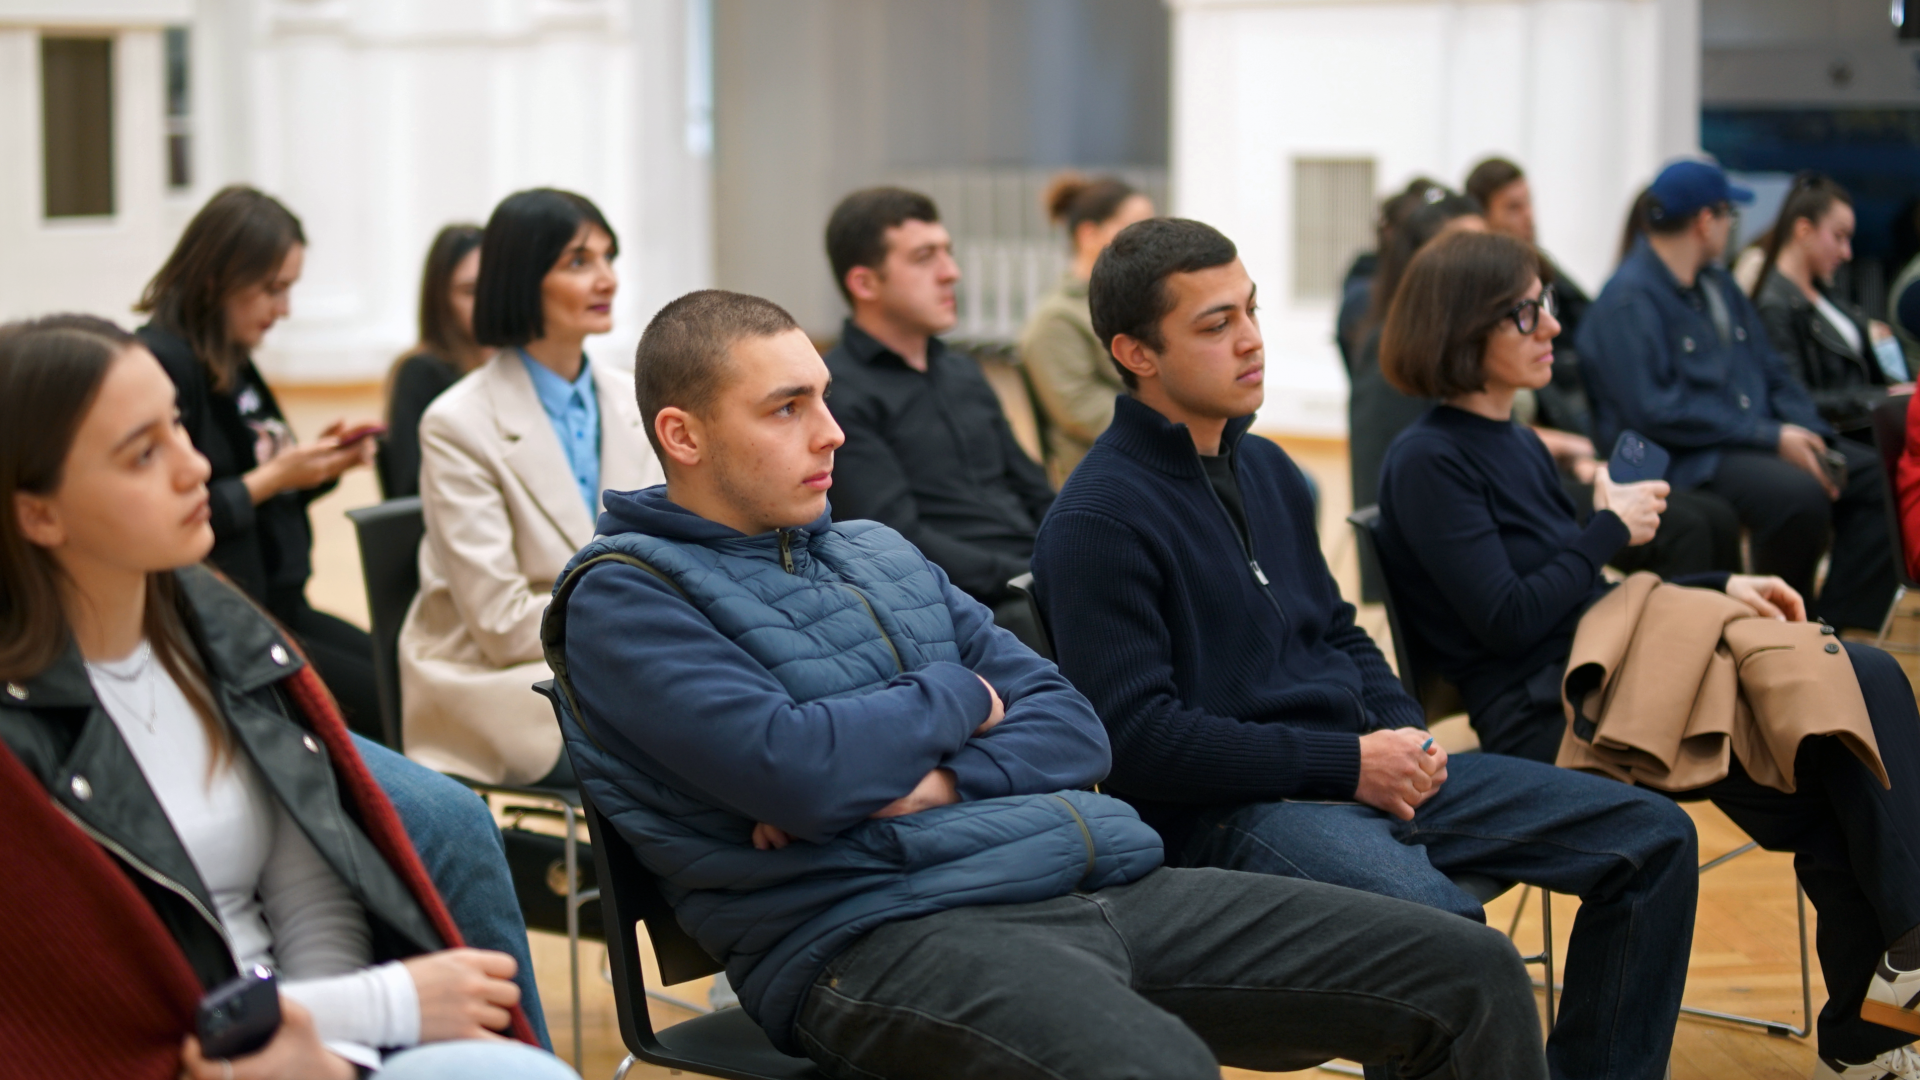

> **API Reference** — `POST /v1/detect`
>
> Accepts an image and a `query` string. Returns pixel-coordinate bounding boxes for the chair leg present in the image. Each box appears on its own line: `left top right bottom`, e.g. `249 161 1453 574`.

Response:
612 1053 637 1080
1506 885 1530 939
1540 889 1555 1030
1676 848 1810 1037
1876 584 1920 653
563 800 584 1073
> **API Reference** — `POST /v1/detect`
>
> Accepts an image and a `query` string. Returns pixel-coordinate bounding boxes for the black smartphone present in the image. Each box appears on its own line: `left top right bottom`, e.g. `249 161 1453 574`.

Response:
1607 430 1671 484
1822 448 1848 489
197 964 281 1060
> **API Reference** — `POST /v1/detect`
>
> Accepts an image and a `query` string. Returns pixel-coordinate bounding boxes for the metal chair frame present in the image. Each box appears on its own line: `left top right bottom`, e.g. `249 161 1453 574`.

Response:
1347 506 1812 1043
346 499 598 1069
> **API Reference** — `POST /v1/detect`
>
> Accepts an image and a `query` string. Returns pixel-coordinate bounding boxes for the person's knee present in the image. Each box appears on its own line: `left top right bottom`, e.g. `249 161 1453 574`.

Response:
1423 915 1536 1017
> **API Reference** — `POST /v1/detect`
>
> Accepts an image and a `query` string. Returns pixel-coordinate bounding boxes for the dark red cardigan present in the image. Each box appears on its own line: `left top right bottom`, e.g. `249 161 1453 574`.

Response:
0 664 537 1080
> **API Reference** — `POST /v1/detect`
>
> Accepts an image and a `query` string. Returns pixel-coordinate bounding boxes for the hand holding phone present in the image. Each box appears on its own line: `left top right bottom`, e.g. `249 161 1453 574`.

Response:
196 965 281 1060
1606 430 1670 484
335 423 387 447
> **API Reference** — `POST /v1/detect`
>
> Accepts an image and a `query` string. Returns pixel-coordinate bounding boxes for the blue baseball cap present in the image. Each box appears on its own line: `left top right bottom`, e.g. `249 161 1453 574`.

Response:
1646 160 1754 223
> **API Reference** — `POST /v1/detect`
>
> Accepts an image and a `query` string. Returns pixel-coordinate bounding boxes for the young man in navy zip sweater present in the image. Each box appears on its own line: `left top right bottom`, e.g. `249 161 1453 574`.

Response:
1032 219 1701 1080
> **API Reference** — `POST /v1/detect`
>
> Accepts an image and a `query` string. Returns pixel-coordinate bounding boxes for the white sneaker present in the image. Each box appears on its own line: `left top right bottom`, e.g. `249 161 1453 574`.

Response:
1866 957 1920 1037
708 971 739 1011
1812 1044 1920 1078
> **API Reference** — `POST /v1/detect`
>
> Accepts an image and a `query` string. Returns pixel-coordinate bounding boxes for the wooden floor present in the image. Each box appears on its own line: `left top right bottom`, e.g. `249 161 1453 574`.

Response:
282 383 1920 1080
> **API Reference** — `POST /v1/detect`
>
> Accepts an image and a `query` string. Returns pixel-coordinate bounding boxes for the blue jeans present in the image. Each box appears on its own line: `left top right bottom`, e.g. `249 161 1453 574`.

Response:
378 1039 579 1078
1181 751 1698 1080
354 734 551 1050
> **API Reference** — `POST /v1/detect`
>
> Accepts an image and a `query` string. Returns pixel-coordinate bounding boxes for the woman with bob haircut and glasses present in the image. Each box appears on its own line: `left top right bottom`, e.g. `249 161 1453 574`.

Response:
1370 229 1920 1080
0 314 574 1079
397 189 662 787
136 185 382 738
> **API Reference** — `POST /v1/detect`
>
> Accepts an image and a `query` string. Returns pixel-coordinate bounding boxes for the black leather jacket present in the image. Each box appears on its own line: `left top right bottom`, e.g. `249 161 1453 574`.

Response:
0 567 442 992
1754 271 1889 436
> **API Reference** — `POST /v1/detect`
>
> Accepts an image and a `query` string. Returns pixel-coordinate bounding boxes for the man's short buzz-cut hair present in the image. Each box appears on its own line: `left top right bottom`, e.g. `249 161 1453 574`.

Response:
634 289 802 457
1087 217 1237 389
825 187 940 305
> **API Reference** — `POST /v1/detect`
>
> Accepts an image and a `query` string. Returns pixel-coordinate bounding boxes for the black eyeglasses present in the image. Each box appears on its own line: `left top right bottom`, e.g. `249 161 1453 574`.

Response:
1505 285 1558 334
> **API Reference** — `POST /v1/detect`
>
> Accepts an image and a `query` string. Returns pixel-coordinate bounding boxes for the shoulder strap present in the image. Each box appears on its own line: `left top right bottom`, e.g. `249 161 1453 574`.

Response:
541 551 690 754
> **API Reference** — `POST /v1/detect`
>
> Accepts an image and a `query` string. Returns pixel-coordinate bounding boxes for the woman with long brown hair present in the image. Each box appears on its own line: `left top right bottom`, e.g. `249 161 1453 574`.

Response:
383 224 489 498
135 185 381 737
1750 173 1906 439
0 315 574 1079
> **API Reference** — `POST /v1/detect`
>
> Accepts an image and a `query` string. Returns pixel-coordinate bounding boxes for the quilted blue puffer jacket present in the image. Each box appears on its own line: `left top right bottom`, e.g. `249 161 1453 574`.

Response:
544 487 1163 1052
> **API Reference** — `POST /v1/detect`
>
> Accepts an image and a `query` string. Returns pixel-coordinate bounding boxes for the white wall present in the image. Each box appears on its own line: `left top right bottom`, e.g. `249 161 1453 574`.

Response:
0 0 712 384
1167 0 1700 436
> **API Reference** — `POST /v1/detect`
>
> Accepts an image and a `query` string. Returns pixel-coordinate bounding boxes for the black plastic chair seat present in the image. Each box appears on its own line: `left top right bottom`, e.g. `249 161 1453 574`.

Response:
1448 872 1516 906
648 1008 823 1080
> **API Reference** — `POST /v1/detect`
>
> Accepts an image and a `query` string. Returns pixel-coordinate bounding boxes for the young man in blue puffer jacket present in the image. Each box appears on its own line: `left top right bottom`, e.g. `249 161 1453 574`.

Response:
545 287 1548 1079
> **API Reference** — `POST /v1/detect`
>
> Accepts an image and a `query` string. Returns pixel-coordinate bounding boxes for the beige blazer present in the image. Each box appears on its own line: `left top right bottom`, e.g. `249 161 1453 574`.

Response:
399 353 664 784
1556 573 1886 793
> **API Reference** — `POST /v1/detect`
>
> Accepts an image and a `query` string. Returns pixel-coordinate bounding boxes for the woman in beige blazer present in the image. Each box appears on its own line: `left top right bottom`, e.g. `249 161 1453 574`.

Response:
400 190 663 785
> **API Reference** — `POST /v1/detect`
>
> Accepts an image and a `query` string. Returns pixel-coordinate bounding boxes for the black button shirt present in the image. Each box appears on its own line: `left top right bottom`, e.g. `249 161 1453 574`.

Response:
822 319 1055 603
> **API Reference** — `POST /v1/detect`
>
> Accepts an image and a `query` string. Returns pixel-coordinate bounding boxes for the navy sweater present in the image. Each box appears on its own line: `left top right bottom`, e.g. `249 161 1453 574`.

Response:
1033 395 1420 848
1375 406 1727 727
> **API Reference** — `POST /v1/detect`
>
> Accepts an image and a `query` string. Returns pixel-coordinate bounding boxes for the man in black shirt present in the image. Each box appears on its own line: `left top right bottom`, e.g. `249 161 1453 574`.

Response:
820 188 1055 637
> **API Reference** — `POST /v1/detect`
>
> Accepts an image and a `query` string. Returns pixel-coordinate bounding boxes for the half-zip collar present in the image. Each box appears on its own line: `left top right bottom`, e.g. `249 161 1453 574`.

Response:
1101 394 1256 479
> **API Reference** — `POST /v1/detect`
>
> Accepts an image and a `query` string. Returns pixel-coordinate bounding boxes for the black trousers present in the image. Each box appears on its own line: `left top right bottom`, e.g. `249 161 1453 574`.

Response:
271 593 382 742
795 866 1547 1080
1608 488 1743 579
1702 438 1897 630
1479 643 1920 1061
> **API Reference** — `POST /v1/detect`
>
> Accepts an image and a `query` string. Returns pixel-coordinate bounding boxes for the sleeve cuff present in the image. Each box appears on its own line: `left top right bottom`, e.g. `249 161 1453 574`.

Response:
918 661 994 744
942 743 1011 801
1574 510 1631 569
1292 731 1364 800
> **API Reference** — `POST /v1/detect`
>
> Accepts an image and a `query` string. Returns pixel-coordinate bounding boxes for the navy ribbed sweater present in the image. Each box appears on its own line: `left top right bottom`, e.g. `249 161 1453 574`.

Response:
1033 395 1420 848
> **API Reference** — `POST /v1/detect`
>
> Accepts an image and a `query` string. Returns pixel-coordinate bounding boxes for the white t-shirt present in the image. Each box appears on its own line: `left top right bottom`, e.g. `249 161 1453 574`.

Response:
86 641 420 1066
1812 291 1865 358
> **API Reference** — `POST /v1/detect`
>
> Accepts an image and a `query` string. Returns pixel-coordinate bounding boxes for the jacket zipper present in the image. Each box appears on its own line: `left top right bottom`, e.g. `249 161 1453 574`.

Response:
841 585 905 673
1049 795 1098 887
1198 449 1289 630
778 529 795 573
55 801 235 959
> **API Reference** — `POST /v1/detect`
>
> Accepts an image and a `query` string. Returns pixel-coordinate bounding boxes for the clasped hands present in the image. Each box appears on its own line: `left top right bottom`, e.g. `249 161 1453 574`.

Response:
751 675 1005 851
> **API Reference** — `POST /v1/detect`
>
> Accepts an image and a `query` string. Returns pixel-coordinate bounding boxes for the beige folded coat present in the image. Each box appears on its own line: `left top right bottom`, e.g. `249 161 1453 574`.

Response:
1555 572 1886 793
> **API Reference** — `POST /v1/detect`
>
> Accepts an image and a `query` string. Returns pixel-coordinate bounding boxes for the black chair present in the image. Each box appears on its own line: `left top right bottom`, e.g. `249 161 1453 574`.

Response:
1870 393 1920 653
1004 572 1054 660
546 692 820 1078
345 499 601 1067
1347 505 1811 1039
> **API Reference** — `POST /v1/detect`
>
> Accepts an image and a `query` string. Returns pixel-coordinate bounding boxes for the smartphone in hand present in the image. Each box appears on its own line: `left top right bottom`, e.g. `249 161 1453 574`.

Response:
1821 448 1848 490
197 964 281 1060
336 423 388 447
1607 430 1671 484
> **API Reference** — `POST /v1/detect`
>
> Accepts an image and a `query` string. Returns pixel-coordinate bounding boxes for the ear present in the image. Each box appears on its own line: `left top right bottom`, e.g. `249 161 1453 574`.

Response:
845 265 883 305
14 490 64 550
653 407 704 471
1108 333 1161 385
1792 215 1818 242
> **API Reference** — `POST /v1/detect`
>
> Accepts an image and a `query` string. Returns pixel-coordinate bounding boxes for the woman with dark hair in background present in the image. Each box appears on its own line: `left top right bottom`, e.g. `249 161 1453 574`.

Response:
1336 177 1441 377
135 184 382 738
1346 189 1485 582
1018 173 1155 484
0 315 572 1077
383 224 490 498
1751 173 1906 441
398 189 661 788
1373 232 1920 1080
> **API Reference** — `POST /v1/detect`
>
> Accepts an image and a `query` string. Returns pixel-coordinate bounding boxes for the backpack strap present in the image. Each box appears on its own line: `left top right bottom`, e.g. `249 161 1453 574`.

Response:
541 551 691 753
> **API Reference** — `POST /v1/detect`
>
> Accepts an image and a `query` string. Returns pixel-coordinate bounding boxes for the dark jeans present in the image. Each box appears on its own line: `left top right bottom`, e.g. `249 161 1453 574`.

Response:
794 866 1545 1080
1701 438 1897 630
355 734 552 1050
1479 642 1920 1062
1180 752 1697 1080
274 593 382 742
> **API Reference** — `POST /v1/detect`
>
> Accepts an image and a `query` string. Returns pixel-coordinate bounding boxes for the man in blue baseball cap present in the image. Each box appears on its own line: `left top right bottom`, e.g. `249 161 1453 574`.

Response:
1578 159 1896 637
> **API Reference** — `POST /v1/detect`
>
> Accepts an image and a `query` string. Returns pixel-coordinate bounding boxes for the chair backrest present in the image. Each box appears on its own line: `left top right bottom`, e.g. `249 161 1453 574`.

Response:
1004 572 1055 660
1347 506 1464 721
1870 393 1920 590
345 497 425 749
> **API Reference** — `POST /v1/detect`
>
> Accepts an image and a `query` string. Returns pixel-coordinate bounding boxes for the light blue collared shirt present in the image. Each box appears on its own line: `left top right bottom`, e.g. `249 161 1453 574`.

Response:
520 350 601 515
